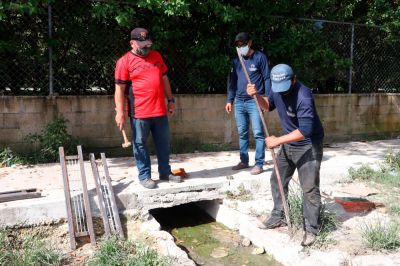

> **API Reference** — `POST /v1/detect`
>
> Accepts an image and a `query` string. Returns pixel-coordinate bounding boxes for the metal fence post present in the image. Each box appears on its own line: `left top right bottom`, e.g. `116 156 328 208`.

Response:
348 23 355 94
48 3 54 95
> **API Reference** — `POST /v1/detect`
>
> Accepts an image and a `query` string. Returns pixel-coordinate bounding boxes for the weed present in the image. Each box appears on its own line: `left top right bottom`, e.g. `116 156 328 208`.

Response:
27 115 77 163
0 229 63 265
384 149 400 170
288 184 337 248
361 220 400 250
89 236 169 266
0 147 25 167
348 164 376 181
225 184 253 201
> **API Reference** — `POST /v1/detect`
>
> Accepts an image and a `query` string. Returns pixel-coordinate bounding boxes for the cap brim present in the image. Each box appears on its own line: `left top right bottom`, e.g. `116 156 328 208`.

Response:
271 79 292 93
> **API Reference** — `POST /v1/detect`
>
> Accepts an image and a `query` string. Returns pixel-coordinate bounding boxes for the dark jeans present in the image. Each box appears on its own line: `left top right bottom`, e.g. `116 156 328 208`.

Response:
270 143 323 235
130 115 171 181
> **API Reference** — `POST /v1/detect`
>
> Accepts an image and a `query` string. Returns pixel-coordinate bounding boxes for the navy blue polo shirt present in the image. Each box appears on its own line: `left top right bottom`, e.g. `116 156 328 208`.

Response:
227 50 271 103
268 82 324 146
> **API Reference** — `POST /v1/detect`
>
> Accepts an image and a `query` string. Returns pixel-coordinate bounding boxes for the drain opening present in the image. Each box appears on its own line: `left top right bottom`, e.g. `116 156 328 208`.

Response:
150 201 280 266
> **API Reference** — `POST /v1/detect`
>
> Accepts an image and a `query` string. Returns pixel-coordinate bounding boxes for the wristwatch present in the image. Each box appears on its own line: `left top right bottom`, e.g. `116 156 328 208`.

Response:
168 98 175 103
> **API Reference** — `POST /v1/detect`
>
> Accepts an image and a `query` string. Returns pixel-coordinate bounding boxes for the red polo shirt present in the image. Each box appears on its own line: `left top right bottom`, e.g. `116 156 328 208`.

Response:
115 50 168 118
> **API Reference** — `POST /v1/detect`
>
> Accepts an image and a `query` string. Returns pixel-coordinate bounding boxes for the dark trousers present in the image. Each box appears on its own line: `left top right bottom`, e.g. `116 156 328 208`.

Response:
270 143 323 235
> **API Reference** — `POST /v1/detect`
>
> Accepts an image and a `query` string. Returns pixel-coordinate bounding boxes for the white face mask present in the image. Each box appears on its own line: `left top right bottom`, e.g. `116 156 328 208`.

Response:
238 45 249 56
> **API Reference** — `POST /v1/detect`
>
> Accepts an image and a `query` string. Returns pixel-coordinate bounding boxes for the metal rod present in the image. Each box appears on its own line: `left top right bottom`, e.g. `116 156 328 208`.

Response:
47 3 54 95
349 23 355 94
235 48 292 230
89 153 111 237
101 153 124 238
59 147 76 250
77 146 96 244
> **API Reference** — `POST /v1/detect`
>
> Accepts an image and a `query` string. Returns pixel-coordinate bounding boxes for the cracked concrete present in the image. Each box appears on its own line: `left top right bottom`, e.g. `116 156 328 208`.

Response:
0 139 400 265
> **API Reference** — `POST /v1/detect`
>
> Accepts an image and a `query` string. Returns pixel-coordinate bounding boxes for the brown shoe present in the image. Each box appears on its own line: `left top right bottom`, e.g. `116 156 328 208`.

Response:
301 231 317 246
231 162 249 170
250 165 263 175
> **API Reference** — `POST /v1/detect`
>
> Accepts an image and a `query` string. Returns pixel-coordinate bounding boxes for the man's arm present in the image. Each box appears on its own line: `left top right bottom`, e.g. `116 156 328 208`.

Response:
163 75 175 114
247 84 270 111
266 130 305 149
114 83 126 131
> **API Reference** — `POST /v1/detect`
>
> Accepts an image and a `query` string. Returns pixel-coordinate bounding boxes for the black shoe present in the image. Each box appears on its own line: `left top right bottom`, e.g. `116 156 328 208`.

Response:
301 232 316 246
257 216 287 229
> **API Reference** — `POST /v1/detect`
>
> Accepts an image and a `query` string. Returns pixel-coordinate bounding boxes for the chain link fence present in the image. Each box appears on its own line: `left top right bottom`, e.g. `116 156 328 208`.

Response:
1 2 399 95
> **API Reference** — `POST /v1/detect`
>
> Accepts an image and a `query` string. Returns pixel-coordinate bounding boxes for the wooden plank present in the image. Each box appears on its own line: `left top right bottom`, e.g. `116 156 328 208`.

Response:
59 146 77 251
0 188 38 195
77 145 96 245
0 191 41 203
89 153 111 237
101 153 124 238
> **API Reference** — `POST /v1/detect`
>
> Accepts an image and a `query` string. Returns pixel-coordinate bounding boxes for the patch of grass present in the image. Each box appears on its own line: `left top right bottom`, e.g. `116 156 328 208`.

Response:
0 229 63 265
225 184 253 201
348 162 400 187
288 185 338 248
361 220 400 250
89 236 169 266
0 147 26 167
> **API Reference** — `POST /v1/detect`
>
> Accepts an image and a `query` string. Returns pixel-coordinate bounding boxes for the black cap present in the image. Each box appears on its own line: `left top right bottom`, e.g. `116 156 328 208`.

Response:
130 27 150 41
234 32 251 44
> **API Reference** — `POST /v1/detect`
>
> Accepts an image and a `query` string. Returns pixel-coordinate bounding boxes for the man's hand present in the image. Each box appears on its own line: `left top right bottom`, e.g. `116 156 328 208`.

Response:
115 111 125 131
266 136 281 149
168 102 175 115
225 103 232 114
247 83 257 96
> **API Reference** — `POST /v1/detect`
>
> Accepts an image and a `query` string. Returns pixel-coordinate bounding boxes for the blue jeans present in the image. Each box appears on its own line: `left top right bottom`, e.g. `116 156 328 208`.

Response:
130 115 171 181
270 143 323 235
234 98 265 167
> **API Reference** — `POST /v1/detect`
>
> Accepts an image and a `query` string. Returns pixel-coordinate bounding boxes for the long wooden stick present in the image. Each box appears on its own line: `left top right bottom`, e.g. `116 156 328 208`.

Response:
236 48 292 229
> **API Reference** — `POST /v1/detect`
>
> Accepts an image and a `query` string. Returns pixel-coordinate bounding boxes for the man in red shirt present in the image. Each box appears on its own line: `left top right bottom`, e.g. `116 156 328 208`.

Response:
114 27 182 189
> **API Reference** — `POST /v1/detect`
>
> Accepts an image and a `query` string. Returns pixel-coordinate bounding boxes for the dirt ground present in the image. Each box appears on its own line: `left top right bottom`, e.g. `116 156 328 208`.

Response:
1 139 400 265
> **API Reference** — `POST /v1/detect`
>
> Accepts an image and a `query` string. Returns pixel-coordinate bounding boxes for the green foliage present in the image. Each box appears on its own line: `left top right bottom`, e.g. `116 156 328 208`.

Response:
89 236 169 266
362 220 400 250
27 116 77 163
0 229 63 266
288 184 337 247
348 151 400 187
348 164 376 181
0 147 25 167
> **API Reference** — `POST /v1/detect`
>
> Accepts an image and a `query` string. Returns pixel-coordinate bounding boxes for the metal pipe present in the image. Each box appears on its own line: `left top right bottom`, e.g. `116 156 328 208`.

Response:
48 3 54 95
349 23 355 94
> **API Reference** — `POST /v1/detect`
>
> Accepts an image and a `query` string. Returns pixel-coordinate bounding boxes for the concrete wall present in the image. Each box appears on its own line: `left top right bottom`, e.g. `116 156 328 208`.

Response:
1 94 399 153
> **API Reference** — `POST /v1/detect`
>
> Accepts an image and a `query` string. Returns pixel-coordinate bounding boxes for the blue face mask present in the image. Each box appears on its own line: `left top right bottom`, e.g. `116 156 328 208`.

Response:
238 45 249 56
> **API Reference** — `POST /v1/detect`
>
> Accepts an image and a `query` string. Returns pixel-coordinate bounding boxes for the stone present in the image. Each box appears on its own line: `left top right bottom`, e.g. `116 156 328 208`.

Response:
241 238 251 247
211 247 229 258
251 247 265 255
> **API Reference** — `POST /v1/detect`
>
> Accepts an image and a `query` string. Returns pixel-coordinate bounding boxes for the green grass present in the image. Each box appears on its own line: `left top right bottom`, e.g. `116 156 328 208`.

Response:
348 152 400 187
288 185 338 248
0 229 63 266
89 236 169 266
361 220 400 250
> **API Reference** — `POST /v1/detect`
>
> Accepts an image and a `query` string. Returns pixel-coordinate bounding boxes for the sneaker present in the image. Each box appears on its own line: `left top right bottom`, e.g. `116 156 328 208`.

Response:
301 231 317 246
231 162 249 170
139 178 157 189
160 174 183 183
250 165 263 175
257 216 287 229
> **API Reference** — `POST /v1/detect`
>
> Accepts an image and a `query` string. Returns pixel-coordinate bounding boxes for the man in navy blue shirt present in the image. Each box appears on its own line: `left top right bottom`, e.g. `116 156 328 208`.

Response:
247 64 324 246
226 32 271 175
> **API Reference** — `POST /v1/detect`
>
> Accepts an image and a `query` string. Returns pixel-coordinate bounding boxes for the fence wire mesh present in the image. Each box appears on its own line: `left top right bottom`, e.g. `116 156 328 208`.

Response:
0 2 399 95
